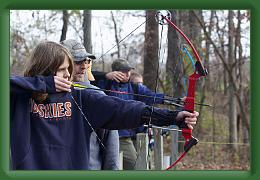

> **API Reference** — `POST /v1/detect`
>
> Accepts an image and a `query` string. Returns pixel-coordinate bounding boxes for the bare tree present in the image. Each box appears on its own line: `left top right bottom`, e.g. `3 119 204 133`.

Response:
143 10 159 90
192 10 250 135
166 10 183 97
110 11 120 58
228 10 238 150
60 10 69 42
189 10 210 137
235 10 249 143
83 10 92 52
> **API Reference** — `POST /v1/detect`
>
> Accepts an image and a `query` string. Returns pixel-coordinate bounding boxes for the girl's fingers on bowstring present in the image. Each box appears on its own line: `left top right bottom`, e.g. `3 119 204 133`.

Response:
54 76 71 92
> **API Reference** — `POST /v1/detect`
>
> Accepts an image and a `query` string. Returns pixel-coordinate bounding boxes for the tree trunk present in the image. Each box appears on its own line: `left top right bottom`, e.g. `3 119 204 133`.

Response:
110 11 120 58
83 10 92 52
60 10 69 42
191 10 212 137
228 10 238 151
143 10 158 90
166 10 183 97
235 10 249 143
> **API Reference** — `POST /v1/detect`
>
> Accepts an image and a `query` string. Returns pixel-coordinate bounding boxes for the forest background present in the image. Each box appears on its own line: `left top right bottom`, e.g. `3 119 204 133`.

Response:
10 10 250 170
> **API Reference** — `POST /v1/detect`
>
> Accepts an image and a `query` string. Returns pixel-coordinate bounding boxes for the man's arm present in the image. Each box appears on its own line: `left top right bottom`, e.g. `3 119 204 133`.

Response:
91 71 107 87
102 130 120 170
91 70 125 85
104 71 125 83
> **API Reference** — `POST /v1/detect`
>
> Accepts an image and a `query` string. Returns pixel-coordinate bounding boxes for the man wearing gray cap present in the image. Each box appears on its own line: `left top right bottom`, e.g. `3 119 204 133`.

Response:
61 39 120 170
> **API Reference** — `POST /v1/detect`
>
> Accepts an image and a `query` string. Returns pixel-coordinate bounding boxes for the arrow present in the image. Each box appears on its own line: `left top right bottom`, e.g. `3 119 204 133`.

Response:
72 83 212 108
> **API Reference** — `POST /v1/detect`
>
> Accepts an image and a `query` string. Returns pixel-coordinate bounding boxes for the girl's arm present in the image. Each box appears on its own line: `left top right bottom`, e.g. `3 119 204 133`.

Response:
10 75 56 94
10 75 71 94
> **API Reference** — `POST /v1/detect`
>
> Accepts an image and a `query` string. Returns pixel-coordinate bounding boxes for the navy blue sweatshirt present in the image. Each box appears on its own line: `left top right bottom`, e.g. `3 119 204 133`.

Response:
10 75 180 170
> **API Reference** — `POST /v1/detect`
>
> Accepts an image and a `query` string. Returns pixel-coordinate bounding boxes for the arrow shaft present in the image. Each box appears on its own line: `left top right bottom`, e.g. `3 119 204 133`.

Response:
143 124 182 132
72 84 211 108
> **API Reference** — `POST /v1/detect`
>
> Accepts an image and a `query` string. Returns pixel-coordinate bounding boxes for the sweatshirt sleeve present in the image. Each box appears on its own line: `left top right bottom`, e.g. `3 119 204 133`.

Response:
10 75 56 94
79 90 146 130
140 106 182 127
77 89 181 130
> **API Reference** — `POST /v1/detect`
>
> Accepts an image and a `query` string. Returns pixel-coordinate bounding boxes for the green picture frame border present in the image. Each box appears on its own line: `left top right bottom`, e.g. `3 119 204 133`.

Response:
0 0 258 179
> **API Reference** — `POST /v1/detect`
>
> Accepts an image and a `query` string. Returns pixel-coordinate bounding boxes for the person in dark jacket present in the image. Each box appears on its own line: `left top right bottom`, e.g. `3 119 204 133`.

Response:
61 39 120 170
10 41 198 170
91 59 175 170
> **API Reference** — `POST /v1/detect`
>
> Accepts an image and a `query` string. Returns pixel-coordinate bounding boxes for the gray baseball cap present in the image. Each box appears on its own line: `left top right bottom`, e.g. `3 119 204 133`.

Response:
60 39 96 61
111 58 134 71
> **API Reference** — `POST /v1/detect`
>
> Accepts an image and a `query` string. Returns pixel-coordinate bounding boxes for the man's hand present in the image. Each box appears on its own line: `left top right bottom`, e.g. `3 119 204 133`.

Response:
105 71 125 83
176 111 199 130
54 76 72 92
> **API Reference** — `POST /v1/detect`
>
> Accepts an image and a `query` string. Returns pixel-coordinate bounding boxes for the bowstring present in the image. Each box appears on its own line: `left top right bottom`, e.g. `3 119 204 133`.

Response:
132 20 167 170
151 12 187 170
148 22 166 125
70 93 122 170
145 23 168 169
70 94 106 150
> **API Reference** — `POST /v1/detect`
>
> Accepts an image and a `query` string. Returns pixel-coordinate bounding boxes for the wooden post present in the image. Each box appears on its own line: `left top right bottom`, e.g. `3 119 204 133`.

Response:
153 128 163 170
163 155 171 169
170 125 179 170
135 133 148 170
119 151 123 170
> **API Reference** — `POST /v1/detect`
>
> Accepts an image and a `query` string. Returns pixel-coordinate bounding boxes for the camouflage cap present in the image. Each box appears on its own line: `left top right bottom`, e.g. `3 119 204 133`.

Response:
111 58 134 71
60 39 96 61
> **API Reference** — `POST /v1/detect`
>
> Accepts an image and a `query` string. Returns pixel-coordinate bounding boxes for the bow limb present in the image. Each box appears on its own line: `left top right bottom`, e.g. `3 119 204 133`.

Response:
163 16 201 63
158 13 208 170
162 15 208 77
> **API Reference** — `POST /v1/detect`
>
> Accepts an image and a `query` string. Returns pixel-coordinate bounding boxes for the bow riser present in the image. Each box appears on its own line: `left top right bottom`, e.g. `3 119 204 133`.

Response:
184 72 201 112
